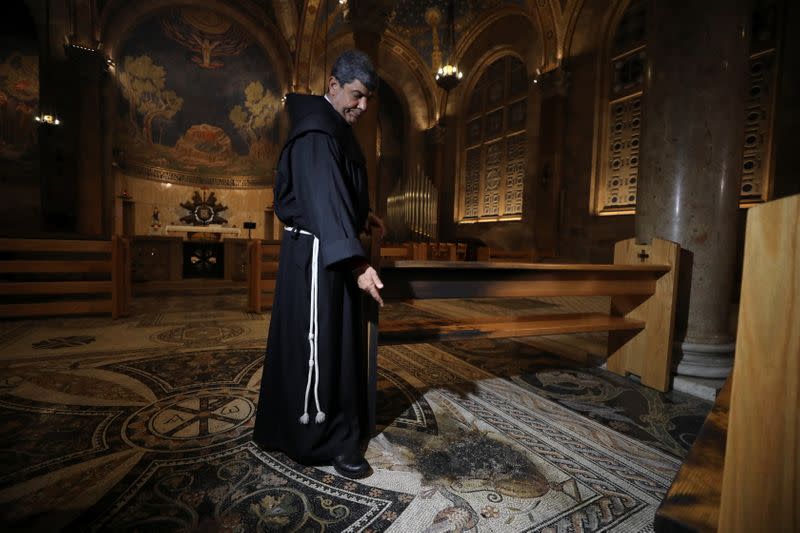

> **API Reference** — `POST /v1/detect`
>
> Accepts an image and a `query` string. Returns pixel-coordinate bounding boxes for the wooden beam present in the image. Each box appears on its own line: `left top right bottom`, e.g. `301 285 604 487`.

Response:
0 281 113 295
261 261 279 274
0 238 112 253
0 300 113 318
0 260 113 274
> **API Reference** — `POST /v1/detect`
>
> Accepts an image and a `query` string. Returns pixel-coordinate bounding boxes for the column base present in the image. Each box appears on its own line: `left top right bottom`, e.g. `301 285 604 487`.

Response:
673 340 735 378
672 375 726 401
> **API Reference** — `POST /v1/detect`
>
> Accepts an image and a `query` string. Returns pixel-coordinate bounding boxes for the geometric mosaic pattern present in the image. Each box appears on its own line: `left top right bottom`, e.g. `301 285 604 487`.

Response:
0 294 708 531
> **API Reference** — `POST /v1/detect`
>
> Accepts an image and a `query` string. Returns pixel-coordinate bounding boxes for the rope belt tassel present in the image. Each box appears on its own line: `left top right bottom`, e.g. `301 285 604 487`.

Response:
286 226 326 425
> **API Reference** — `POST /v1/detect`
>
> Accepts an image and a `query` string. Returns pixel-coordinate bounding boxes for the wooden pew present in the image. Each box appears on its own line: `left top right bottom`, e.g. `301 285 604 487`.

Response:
369 236 680 392
476 246 536 262
0 237 130 318
379 243 413 260
435 242 467 261
655 193 800 532
247 239 280 312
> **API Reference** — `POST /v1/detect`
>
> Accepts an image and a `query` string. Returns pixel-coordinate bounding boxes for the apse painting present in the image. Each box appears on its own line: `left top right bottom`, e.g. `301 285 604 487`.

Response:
390 0 527 69
0 38 38 162
115 8 282 188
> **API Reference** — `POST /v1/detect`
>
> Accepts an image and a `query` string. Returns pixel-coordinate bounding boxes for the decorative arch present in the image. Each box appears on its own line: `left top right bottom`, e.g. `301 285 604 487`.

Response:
524 0 561 70
443 10 540 121
307 30 438 133
100 0 293 91
101 1 293 190
585 0 644 216
454 5 541 76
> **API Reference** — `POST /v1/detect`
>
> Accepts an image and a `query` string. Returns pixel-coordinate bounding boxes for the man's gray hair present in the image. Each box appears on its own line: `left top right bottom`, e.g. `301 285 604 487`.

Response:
331 49 377 92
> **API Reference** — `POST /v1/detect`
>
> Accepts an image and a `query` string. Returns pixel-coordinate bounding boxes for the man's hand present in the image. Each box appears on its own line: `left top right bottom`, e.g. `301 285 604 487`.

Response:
355 264 384 307
364 212 386 240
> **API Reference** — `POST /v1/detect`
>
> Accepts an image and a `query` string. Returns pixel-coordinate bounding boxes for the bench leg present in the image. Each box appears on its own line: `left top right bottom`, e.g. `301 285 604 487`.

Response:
607 237 680 392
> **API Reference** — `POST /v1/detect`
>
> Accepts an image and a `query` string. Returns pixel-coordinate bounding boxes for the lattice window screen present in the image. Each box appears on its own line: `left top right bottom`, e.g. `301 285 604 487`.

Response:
593 0 779 215
460 56 528 223
740 0 781 205
593 0 646 215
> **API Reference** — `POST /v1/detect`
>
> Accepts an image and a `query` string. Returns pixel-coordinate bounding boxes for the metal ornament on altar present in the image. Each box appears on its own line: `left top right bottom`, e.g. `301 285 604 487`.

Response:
179 190 229 226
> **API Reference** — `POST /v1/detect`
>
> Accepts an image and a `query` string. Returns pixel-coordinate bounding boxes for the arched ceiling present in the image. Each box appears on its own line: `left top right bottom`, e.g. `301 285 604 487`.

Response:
95 0 610 126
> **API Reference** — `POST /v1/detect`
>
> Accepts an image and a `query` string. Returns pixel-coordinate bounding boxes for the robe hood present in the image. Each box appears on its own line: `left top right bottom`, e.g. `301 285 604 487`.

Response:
285 94 345 140
283 93 365 165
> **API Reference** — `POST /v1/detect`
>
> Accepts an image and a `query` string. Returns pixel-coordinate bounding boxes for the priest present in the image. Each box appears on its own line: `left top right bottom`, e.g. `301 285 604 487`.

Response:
252 49 386 479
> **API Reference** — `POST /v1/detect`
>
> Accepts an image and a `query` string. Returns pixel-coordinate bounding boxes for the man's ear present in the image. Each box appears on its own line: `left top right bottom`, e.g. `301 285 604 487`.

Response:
328 76 338 95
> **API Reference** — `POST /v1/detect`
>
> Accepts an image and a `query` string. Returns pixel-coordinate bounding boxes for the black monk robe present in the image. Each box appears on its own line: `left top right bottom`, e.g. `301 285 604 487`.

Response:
253 94 371 464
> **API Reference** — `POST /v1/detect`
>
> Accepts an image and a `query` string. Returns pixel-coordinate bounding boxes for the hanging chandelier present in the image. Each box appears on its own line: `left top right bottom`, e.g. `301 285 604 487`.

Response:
435 0 463 91
435 64 463 91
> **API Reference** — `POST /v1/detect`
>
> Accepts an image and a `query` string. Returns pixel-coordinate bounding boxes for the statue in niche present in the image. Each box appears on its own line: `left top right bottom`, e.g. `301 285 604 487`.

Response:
151 206 161 228
179 189 229 225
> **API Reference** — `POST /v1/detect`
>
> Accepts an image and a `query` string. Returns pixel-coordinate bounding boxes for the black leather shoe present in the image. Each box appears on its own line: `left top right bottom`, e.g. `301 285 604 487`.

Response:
332 450 371 479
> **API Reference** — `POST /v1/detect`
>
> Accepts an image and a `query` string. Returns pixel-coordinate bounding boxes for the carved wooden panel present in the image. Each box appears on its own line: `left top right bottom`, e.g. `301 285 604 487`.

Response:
604 95 641 211
464 147 481 219
460 55 528 222
482 141 503 216
504 133 526 215
740 51 776 204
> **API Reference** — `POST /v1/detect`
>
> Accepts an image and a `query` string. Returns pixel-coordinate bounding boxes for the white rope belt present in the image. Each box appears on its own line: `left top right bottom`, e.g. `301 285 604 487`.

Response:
285 226 325 424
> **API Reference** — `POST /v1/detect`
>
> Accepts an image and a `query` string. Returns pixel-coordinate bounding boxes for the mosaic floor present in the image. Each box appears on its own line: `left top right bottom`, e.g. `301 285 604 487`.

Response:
0 290 711 531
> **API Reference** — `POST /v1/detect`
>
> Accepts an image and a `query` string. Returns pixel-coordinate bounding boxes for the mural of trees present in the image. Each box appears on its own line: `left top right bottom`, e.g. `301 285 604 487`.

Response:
229 81 281 159
118 55 183 145
162 8 250 69
0 52 38 157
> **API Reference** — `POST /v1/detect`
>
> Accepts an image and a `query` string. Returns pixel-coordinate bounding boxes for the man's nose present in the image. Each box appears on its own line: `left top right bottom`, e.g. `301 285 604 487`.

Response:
358 97 367 111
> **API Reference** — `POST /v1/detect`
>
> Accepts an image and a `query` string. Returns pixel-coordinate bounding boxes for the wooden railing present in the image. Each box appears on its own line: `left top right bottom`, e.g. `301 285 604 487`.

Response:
0 237 130 318
656 193 799 532
247 239 280 312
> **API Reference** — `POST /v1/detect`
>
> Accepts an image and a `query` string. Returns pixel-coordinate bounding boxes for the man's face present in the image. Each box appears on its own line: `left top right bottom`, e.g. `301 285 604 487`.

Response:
328 77 371 125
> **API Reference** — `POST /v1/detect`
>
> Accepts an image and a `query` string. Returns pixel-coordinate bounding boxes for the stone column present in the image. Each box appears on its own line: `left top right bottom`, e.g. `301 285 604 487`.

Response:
534 68 568 258
636 0 751 378
351 28 382 217
67 44 107 237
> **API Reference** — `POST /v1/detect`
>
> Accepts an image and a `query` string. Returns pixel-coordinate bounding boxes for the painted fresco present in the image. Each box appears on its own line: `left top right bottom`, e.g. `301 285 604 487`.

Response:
0 37 38 162
317 0 527 69
387 0 527 68
115 8 283 188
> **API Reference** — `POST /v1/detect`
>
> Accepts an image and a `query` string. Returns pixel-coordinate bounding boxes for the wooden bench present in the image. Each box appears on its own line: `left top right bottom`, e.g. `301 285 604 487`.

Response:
247 239 280 312
655 193 799 532
0 237 130 318
429 242 466 261
380 243 429 261
476 246 537 262
365 237 680 397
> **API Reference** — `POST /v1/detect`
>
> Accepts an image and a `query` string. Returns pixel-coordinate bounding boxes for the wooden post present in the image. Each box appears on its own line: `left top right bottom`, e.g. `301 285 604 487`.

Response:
112 236 120 319
607 237 680 391
718 194 800 532
411 242 429 260
366 232 382 436
248 239 262 312
111 236 130 318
